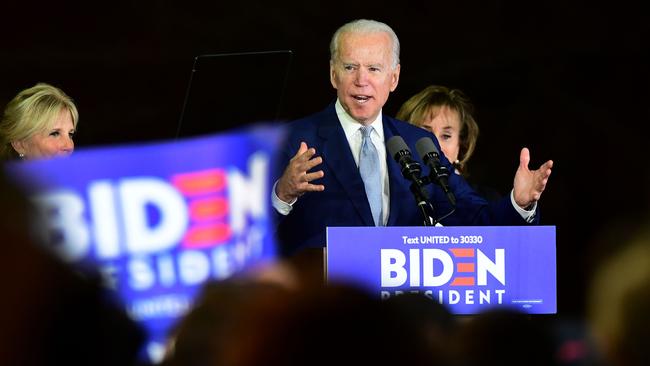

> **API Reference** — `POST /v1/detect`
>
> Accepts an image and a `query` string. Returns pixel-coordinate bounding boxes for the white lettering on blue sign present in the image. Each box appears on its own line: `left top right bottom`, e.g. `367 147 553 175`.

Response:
380 248 505 287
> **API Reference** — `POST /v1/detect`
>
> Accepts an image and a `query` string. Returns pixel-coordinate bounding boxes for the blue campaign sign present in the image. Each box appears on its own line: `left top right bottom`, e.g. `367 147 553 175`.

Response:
327 226 556 314
4 124 284 362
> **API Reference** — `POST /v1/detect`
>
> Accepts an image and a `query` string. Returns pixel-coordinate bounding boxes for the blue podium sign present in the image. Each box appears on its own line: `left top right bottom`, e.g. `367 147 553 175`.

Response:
327 226 556 314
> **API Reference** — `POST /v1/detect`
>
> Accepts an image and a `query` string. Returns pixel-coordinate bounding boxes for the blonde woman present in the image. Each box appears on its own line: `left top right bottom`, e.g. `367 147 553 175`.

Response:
0 83 78 160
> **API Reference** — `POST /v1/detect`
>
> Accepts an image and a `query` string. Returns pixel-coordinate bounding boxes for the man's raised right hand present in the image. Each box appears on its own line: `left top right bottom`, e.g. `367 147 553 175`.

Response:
276 142 325 203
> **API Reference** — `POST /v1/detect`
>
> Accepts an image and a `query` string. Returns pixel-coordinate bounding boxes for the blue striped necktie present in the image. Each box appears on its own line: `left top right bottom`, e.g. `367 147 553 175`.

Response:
359 126 382 226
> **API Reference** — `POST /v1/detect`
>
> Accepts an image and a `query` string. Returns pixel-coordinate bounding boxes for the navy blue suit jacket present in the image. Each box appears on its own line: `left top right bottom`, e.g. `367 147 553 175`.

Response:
275 104 535 256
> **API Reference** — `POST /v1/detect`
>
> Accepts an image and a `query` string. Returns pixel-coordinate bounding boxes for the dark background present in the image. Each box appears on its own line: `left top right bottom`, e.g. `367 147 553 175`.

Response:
2 0 649 317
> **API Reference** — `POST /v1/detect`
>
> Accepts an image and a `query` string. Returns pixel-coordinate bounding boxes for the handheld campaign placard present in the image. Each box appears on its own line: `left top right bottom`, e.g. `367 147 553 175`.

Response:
4 124 284 362
327 226 556 314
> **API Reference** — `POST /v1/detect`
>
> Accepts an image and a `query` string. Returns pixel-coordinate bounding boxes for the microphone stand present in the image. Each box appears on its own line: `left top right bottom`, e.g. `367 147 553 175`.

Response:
410 176 438 226
386 135 448 226
425 172 456 223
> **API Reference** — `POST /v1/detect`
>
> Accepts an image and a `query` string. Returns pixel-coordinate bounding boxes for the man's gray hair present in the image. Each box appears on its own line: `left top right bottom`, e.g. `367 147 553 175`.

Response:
329 19 400 69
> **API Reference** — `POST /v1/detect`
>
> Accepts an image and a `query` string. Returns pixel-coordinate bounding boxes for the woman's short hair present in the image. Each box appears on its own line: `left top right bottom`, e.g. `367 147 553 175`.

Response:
0 83 78 160
396 85 479 175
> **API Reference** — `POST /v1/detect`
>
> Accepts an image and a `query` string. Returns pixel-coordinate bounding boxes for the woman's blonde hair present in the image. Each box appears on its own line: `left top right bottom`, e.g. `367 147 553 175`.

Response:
0 83 78 160
397 85 479 175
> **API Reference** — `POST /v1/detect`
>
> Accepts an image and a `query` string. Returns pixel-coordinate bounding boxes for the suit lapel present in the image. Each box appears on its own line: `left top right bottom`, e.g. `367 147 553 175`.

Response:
317 106 375 226
384 116 407 226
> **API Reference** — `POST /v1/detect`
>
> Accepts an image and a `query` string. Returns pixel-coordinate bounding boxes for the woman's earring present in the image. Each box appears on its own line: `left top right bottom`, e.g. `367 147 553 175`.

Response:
19 153 24 159
452 160 462 173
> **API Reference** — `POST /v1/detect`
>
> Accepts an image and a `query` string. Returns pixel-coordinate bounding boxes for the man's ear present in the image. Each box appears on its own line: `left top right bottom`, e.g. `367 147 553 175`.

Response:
390 64 401 92
330 60 338 90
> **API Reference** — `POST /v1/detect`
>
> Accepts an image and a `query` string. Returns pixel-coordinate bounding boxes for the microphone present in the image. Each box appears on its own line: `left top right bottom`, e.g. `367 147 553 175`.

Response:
387 136 435 225
415 137 456 206
387 136 423 186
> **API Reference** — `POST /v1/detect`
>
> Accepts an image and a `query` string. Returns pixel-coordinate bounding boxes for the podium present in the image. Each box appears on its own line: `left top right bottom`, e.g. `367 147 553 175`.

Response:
326 226 556 314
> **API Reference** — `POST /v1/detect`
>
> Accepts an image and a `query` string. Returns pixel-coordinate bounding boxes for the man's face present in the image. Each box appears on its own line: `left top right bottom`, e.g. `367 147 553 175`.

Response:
330 31 400 125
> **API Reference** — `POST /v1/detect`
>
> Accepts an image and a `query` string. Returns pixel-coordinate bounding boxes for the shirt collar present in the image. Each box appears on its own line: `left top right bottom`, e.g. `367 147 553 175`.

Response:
335 99 384 140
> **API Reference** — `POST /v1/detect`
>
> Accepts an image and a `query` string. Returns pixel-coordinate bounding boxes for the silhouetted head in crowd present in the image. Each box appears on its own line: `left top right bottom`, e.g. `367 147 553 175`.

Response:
397 85 479 175
382 292 456 363
170 282 442 366
0 167 144 366
588 225 650 366
0 83 77 160
162 279 289 366
453 308 558 366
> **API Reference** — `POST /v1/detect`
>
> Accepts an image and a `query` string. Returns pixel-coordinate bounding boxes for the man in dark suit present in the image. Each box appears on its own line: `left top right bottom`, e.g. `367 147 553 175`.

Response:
272 19 553 256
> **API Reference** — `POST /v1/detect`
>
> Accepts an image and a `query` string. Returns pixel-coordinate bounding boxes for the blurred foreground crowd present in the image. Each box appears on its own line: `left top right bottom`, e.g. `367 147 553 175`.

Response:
1 167 648 366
